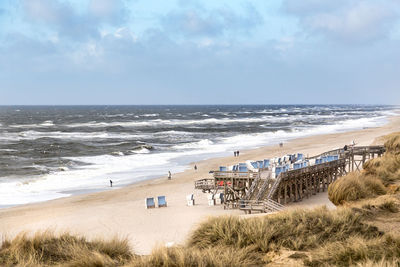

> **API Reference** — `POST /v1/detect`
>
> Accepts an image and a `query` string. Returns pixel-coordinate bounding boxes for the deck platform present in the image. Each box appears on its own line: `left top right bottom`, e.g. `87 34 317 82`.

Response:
195 145 385 213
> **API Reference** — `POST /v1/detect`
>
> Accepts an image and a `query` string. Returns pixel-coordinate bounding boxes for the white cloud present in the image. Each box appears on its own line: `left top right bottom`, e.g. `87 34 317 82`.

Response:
283 0 400 43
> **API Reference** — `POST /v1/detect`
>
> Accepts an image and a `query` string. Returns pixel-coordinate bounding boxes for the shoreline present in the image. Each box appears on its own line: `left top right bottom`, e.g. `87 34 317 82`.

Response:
1 109 396 208
1 115 400 254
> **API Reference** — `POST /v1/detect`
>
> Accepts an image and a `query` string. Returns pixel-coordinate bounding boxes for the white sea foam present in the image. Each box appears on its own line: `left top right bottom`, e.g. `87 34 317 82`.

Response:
0 131 147 142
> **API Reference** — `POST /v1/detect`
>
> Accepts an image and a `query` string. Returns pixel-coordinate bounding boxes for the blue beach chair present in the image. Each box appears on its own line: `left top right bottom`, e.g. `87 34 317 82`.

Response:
239 166 248 172
275 166 283 176
219 166 227 171
257 161 264 168
145 197 155 209
263 159 270 168
294 163 301 169
157 196 167 207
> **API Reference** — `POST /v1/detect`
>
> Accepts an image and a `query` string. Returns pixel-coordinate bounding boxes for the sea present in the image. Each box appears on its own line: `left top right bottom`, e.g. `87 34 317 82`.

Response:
0 105 397 207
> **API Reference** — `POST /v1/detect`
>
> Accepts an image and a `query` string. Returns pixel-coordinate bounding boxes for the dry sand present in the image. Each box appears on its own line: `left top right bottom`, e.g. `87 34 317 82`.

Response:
1 116 399 254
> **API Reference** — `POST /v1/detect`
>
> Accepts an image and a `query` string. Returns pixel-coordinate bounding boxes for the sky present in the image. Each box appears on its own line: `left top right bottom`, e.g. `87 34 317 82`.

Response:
0 0 399 105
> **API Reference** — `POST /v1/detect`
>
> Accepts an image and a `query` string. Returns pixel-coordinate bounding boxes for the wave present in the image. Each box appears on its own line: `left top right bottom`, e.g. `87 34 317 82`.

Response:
0 131 148 142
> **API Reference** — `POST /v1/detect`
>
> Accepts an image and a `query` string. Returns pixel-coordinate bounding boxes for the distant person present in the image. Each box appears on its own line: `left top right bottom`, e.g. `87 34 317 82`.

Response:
109 179 113 187
344 145 348 151
234 151 237 157
237 150 240 156
351 140 356 146
194 165 197 171
279 142 283 148
168 171 171 180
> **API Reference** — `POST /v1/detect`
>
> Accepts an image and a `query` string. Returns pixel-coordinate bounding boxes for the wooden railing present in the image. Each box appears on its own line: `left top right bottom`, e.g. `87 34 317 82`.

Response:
213 171 259 179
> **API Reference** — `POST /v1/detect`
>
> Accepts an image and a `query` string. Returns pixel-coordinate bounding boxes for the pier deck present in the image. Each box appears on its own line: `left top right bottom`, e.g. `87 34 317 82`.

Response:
195 145 385 213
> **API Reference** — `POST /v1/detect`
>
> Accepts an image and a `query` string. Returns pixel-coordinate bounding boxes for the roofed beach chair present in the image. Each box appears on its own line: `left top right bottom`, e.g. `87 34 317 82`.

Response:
275 166 283 176
251 162 258 169
257 160 264 168
294 163 302 169
297 153 304 161
145 197 155 209
333 155 339 160
219 166 227 171
186 194 194 206
238 166 248 172
157 196 167 207
263 159 270 168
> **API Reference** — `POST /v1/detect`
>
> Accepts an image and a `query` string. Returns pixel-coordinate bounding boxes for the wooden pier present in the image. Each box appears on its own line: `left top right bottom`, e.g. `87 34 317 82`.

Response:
195 146 385 213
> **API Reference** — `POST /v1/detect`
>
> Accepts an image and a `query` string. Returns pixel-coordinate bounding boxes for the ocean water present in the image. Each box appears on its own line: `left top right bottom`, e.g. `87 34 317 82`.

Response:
0 105 397 207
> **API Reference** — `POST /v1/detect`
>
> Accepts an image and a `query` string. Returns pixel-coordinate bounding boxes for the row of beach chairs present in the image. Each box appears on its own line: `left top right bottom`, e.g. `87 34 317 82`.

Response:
217 153 340 177
145 196 167 209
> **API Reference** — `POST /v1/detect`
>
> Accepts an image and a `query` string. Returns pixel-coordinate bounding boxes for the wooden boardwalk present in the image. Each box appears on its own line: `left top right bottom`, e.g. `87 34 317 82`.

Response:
195 145 385 213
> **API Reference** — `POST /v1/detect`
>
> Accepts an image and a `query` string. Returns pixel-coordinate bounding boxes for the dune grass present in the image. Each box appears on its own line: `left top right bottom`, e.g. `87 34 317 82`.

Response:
1 203 399 266
328 173 387 205
0 231 133 266
305 235 400 267
128 246 264 267
328 132 400 205
187 207 381 253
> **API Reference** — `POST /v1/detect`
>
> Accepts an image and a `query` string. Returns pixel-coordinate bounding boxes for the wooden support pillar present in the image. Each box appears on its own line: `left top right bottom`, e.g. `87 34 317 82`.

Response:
284 183 288 204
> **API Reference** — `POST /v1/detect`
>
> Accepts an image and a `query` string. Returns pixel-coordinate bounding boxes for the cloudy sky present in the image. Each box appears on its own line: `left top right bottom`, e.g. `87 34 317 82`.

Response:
0 0 399 105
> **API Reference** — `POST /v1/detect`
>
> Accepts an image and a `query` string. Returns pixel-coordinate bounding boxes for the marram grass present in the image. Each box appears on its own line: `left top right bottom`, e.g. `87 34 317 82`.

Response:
328 132 400 205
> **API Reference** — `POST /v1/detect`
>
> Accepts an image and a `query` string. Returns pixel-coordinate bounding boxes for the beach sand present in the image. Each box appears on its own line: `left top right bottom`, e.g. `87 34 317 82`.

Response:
1 116 399 254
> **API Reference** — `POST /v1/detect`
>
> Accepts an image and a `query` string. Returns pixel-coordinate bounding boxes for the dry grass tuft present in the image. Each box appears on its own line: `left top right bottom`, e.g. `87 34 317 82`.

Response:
328 173 386 205
128 246 265 267
363 154 400 185
187 207 381 253
356 258 400 267
0 231 132 266
305 235 400 267
383 132 400 154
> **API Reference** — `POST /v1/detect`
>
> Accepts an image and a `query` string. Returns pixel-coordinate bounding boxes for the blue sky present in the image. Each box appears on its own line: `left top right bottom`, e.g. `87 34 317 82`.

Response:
0 0 399 105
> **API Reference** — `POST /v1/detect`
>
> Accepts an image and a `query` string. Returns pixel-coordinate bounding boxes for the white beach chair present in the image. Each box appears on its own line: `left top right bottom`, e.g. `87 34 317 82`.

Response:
186 194 194 206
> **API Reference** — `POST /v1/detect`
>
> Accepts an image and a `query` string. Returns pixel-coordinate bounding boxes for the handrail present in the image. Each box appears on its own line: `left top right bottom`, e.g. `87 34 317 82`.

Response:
245 174 261 200
307 145 385 160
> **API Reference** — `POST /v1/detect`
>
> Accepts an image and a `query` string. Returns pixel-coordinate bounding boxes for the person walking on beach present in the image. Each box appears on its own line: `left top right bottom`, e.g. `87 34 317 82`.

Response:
109 179 113 187
194 165 197 171
237 150 240 157
234 151 237 157
168 171 171 180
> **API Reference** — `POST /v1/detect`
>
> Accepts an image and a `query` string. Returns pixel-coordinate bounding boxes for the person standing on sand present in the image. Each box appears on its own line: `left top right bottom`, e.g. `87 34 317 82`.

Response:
194 165 197 171
237 150 240 157
234 151 237 157
168 171 171 180
109 179 113 187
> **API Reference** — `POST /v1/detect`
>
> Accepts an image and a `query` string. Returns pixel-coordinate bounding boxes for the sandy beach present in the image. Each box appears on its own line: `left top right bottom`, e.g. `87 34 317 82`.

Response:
1 115 399 255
